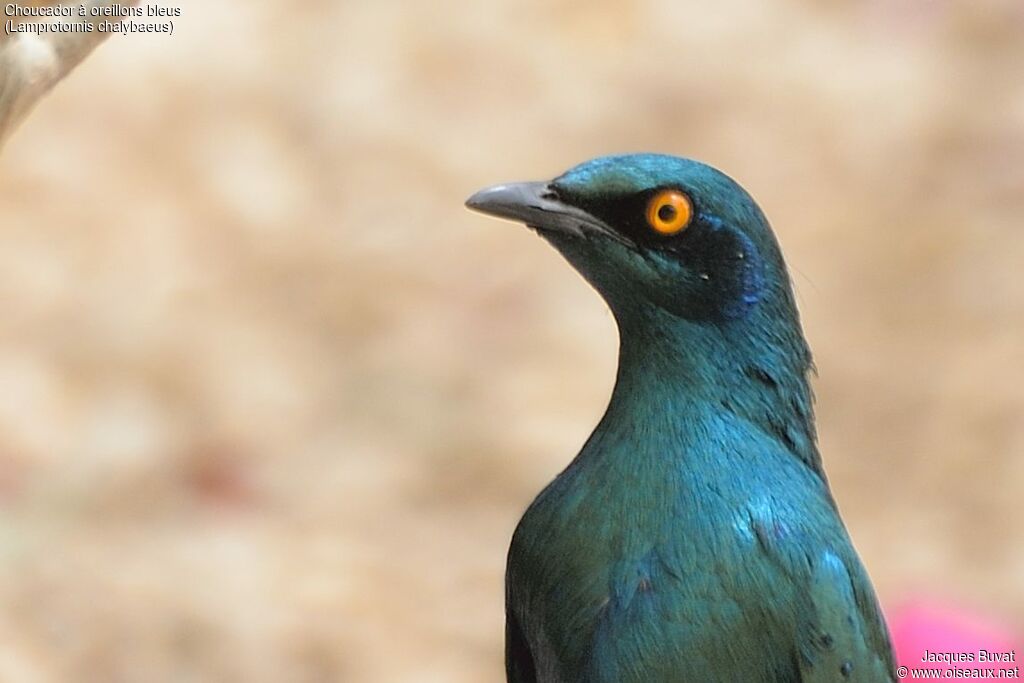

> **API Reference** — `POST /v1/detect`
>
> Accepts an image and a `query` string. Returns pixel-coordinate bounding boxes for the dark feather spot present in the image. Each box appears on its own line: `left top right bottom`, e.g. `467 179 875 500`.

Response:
840 660 854 677
745 366 778 390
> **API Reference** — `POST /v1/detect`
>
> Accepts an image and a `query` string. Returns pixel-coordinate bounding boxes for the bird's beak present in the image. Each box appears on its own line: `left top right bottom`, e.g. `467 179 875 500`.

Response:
465 182 634 247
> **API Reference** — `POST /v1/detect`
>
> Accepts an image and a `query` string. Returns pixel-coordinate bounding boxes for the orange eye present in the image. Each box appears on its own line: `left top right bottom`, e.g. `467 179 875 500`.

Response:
646 190 692 235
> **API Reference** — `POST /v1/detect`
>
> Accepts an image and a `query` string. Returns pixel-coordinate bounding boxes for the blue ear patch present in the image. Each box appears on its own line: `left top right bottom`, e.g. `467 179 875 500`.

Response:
692 215 766 321
722 229 766 320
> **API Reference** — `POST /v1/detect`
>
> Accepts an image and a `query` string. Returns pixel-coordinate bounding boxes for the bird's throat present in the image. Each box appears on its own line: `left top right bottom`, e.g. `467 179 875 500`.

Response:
600 305 822 475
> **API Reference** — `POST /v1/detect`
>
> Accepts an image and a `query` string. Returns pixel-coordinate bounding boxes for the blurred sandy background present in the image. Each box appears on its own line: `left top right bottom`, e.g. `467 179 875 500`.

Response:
0 0 1022 681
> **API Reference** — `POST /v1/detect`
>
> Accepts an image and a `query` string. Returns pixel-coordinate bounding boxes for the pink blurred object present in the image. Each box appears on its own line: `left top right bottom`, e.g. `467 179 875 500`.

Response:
889 599 1021 674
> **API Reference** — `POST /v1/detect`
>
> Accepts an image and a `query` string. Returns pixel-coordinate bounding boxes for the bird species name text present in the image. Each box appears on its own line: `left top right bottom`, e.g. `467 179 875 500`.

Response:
3 3 180 36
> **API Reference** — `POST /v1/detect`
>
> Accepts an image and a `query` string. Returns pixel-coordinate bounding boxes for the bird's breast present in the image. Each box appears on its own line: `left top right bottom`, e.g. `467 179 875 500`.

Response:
506 409 841 681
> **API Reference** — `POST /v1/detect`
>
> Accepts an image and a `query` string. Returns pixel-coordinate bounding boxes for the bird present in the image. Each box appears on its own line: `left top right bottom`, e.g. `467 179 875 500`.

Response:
465 154 896 683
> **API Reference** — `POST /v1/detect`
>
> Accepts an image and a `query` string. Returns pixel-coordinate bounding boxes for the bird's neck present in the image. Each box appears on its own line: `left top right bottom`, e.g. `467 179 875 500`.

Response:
599 305 823 476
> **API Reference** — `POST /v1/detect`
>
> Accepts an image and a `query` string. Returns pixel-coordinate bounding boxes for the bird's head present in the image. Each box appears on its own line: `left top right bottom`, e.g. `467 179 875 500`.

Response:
467 154 821 471
466 154 794 328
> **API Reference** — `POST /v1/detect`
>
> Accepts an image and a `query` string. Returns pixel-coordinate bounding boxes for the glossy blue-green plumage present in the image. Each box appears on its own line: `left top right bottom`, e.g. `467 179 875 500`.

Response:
473 155 895 682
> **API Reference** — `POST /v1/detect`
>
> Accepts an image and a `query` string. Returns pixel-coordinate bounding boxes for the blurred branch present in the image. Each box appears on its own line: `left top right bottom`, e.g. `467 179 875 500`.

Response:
0 0 137 150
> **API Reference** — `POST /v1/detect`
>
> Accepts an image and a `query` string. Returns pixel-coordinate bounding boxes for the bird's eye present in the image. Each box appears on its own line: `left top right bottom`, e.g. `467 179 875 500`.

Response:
646 189 692 235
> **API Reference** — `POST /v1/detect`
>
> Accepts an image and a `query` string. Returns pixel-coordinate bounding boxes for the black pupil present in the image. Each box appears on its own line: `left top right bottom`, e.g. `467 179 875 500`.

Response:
657 203 677 223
